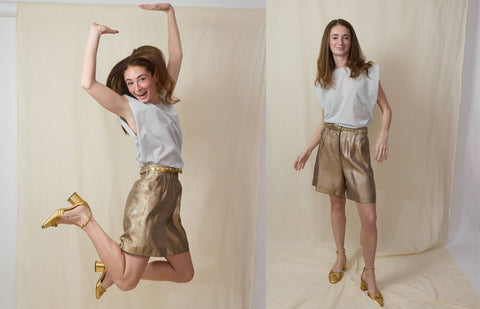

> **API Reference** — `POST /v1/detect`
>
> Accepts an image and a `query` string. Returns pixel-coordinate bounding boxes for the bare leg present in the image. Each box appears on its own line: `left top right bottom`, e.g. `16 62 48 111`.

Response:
59 206 149 291
330 195 347 272
99 251 193 290
142 252 194 283
83 219 149 291
356 202 379 294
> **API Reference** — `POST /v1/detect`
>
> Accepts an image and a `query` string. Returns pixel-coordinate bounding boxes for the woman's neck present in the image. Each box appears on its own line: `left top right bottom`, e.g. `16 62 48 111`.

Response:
333 55 348 68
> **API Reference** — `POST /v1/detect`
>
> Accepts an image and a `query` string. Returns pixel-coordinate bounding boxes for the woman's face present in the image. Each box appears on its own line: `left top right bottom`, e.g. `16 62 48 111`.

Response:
329 25 351 57
124 65 158 104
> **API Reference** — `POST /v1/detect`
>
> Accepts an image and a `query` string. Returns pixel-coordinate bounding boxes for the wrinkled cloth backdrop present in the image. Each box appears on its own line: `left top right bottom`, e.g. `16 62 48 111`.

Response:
17 3 264 309
267 0 479 308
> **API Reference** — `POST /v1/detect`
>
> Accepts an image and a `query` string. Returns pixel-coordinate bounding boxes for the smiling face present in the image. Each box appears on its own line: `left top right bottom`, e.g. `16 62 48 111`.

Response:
329 25 351 58
124 65 159 104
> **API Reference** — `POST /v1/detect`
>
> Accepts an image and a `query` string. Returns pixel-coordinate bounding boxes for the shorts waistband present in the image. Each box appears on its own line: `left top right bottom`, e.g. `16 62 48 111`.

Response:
140 164 182 175
324 123 368 133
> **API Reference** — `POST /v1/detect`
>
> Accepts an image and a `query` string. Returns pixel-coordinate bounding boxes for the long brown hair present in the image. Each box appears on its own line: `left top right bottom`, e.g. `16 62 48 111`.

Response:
107 45 179 105
315 19 372 89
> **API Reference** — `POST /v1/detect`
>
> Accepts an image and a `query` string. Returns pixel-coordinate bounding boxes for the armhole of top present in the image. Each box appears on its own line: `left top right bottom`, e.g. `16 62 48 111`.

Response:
370 64 380 103
119 95 137 137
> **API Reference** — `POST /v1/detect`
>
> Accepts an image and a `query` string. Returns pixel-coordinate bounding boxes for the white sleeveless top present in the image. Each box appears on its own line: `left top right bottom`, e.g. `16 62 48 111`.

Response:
119 95 183 168
315 63 379 128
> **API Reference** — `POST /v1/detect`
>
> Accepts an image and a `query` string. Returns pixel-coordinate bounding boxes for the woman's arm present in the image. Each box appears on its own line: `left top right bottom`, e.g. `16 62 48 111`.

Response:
81 23 130 118
374 81 392 162
139 3 183 87
294 109 325 171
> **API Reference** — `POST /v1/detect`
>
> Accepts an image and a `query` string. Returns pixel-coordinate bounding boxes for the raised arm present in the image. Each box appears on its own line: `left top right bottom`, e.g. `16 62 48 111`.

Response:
81 23 130 118
374 81 392 162
294 109 325 171
139 3 183 86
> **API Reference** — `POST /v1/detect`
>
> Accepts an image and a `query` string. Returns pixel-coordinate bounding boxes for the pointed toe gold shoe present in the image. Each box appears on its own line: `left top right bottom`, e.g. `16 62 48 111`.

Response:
360 267 384 307
328 250 346 284
95 261 107 299
41 192 92 229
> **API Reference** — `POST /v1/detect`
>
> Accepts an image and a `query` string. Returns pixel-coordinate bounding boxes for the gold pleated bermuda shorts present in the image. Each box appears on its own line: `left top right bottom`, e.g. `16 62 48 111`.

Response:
119 165 189 257
312 123 376 203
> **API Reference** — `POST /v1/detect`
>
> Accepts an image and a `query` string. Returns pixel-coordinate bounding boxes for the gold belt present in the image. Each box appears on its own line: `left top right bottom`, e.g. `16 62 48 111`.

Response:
140 165 182 175
324 123 368 133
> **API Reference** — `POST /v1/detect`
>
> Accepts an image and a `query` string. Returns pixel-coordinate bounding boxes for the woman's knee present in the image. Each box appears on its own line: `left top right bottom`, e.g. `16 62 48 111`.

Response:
362 213 377 229
178 266 194 283
357 203 377 228
115 277 141 291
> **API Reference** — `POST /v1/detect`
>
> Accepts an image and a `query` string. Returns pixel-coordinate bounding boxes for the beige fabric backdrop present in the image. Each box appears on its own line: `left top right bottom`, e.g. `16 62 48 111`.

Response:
17 3 264 309
267 0 479 308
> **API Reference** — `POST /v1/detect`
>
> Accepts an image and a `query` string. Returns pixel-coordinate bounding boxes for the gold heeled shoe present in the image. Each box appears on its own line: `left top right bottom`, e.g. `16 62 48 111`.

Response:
328 250 346 284
95 261 107 299
360 267 384 307
41 192 92 229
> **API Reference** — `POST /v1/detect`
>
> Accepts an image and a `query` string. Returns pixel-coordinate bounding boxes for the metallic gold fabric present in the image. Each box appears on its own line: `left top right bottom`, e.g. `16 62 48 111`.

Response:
119 169 189 257
324 122 368 133
140 164 182 175
312 125 376 203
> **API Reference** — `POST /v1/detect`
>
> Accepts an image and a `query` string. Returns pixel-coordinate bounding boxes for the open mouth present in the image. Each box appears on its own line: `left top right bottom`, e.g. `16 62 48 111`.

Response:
135 91 148 101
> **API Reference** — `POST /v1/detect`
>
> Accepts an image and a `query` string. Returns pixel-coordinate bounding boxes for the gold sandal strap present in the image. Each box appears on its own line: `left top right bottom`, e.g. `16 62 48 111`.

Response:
363 266 375 272
336 249 346 254
81 212 92 229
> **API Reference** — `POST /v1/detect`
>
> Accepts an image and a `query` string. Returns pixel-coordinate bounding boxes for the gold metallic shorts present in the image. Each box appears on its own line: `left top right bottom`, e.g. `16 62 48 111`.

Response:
312 123 376 203
119 165 189 257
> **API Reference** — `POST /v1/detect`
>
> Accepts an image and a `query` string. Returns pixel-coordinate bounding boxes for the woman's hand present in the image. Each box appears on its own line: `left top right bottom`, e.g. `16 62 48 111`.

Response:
374 134 388 162
294 149 312 171
139 3 174 13
90 23 119 35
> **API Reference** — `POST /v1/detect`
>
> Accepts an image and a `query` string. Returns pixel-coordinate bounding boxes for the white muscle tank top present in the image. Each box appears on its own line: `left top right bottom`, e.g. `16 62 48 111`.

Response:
315 63 379 128
119 95 183 168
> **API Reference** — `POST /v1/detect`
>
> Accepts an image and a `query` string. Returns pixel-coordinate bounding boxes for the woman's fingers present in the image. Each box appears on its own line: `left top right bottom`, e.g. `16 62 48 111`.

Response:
92 23 119 34
139 3 172 12
294 152 310 170
103 27 119 34
375 146 388 162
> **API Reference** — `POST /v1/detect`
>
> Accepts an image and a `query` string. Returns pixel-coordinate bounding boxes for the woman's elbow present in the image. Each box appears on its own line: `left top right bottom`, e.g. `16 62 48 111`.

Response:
80 79 93 90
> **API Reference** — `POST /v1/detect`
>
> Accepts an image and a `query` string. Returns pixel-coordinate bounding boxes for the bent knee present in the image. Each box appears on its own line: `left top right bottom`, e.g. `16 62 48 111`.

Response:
178 267 194 283
116 278 140 291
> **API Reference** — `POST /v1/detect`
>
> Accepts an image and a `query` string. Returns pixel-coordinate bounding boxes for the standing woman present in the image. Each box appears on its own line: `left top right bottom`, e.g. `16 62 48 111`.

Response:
294 19 392 307
42 3 194 299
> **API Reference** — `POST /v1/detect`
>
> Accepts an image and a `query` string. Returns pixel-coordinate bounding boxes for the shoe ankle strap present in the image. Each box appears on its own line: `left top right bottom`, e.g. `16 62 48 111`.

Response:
336 249 346 254
81 212 92 229
363 266 375 272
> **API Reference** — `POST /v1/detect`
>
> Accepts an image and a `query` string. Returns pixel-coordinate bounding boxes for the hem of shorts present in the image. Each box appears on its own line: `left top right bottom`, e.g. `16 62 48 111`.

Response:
120 244 190 258
313 186 345 198
313 186 376 204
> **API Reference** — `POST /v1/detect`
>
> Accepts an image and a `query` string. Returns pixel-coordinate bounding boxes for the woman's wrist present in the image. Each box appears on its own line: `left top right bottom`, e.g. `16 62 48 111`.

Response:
89 25 102 37
378 130 389 139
